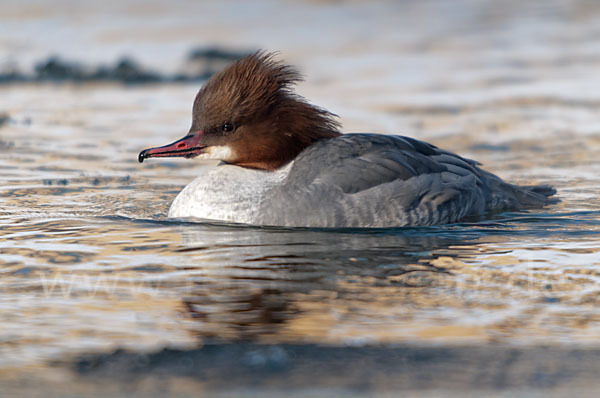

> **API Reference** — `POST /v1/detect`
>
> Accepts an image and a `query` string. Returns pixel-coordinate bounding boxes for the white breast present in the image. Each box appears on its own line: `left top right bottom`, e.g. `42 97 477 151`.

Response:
168 161 293 224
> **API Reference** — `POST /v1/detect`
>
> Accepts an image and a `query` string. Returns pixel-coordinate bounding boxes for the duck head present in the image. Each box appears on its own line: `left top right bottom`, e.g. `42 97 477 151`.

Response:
138 51 341 170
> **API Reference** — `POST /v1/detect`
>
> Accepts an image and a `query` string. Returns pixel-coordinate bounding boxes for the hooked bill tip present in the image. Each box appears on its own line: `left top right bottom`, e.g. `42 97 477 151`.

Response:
138 150 147 163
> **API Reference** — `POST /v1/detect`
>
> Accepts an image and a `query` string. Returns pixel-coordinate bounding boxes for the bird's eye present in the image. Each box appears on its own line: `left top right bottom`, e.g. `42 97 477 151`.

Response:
221 122 235 133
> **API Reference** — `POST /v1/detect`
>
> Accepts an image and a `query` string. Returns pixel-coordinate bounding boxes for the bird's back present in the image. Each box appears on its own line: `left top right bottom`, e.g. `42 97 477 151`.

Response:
257 134 556 227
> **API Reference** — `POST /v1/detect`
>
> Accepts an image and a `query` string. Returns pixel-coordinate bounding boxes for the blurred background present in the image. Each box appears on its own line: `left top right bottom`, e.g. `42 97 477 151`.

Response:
2 0 600 396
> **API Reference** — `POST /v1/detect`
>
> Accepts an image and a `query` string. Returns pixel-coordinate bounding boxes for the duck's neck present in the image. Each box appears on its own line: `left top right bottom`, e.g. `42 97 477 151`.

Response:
234 98 342 171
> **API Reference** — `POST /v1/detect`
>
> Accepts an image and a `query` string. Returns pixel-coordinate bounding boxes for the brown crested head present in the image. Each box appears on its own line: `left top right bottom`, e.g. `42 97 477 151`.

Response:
139 51 341 170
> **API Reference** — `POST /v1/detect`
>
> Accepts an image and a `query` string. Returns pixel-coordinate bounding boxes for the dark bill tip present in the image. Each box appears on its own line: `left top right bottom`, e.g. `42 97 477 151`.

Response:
138 149 148 163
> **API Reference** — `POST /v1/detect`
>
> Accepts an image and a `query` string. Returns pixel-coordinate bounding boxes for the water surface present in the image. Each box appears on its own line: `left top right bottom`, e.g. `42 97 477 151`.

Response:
2 0 600 386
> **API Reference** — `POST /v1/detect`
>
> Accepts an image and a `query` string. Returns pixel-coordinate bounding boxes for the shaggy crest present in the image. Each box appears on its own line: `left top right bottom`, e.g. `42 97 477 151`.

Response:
189 51 342 169
194 52 298 120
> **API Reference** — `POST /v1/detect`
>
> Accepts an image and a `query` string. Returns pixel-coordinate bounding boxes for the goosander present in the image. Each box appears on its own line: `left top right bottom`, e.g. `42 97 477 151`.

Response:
139 51 557 228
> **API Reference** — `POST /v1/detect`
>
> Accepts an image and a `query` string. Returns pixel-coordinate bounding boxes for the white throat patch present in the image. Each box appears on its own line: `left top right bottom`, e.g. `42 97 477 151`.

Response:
196 145 234 162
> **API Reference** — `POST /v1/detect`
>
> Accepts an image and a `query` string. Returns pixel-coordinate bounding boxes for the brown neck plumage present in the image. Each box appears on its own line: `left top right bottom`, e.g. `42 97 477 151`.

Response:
231 96 341 170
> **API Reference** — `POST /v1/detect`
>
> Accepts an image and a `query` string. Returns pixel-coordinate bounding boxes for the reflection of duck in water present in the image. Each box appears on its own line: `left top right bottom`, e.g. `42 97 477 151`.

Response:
139 51 557 227
183 287 292 341
176 226 462 341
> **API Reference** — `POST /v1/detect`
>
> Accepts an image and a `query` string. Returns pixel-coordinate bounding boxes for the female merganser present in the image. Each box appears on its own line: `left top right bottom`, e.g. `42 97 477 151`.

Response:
139 52 556 228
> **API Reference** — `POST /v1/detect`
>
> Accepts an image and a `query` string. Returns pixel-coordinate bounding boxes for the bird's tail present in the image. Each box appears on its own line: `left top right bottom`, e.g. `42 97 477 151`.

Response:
512 184 559 208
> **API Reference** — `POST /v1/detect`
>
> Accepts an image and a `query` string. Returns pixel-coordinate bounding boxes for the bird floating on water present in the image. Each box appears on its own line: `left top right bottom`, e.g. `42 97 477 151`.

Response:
139 51 557 228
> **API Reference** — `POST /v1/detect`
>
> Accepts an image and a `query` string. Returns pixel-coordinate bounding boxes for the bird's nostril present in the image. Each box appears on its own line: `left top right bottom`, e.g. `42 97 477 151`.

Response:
177 142 187 149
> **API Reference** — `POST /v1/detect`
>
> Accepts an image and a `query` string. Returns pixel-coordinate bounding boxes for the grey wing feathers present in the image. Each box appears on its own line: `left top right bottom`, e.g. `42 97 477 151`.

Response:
292 133 482 195
313 149 447 194
261 133 555 228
